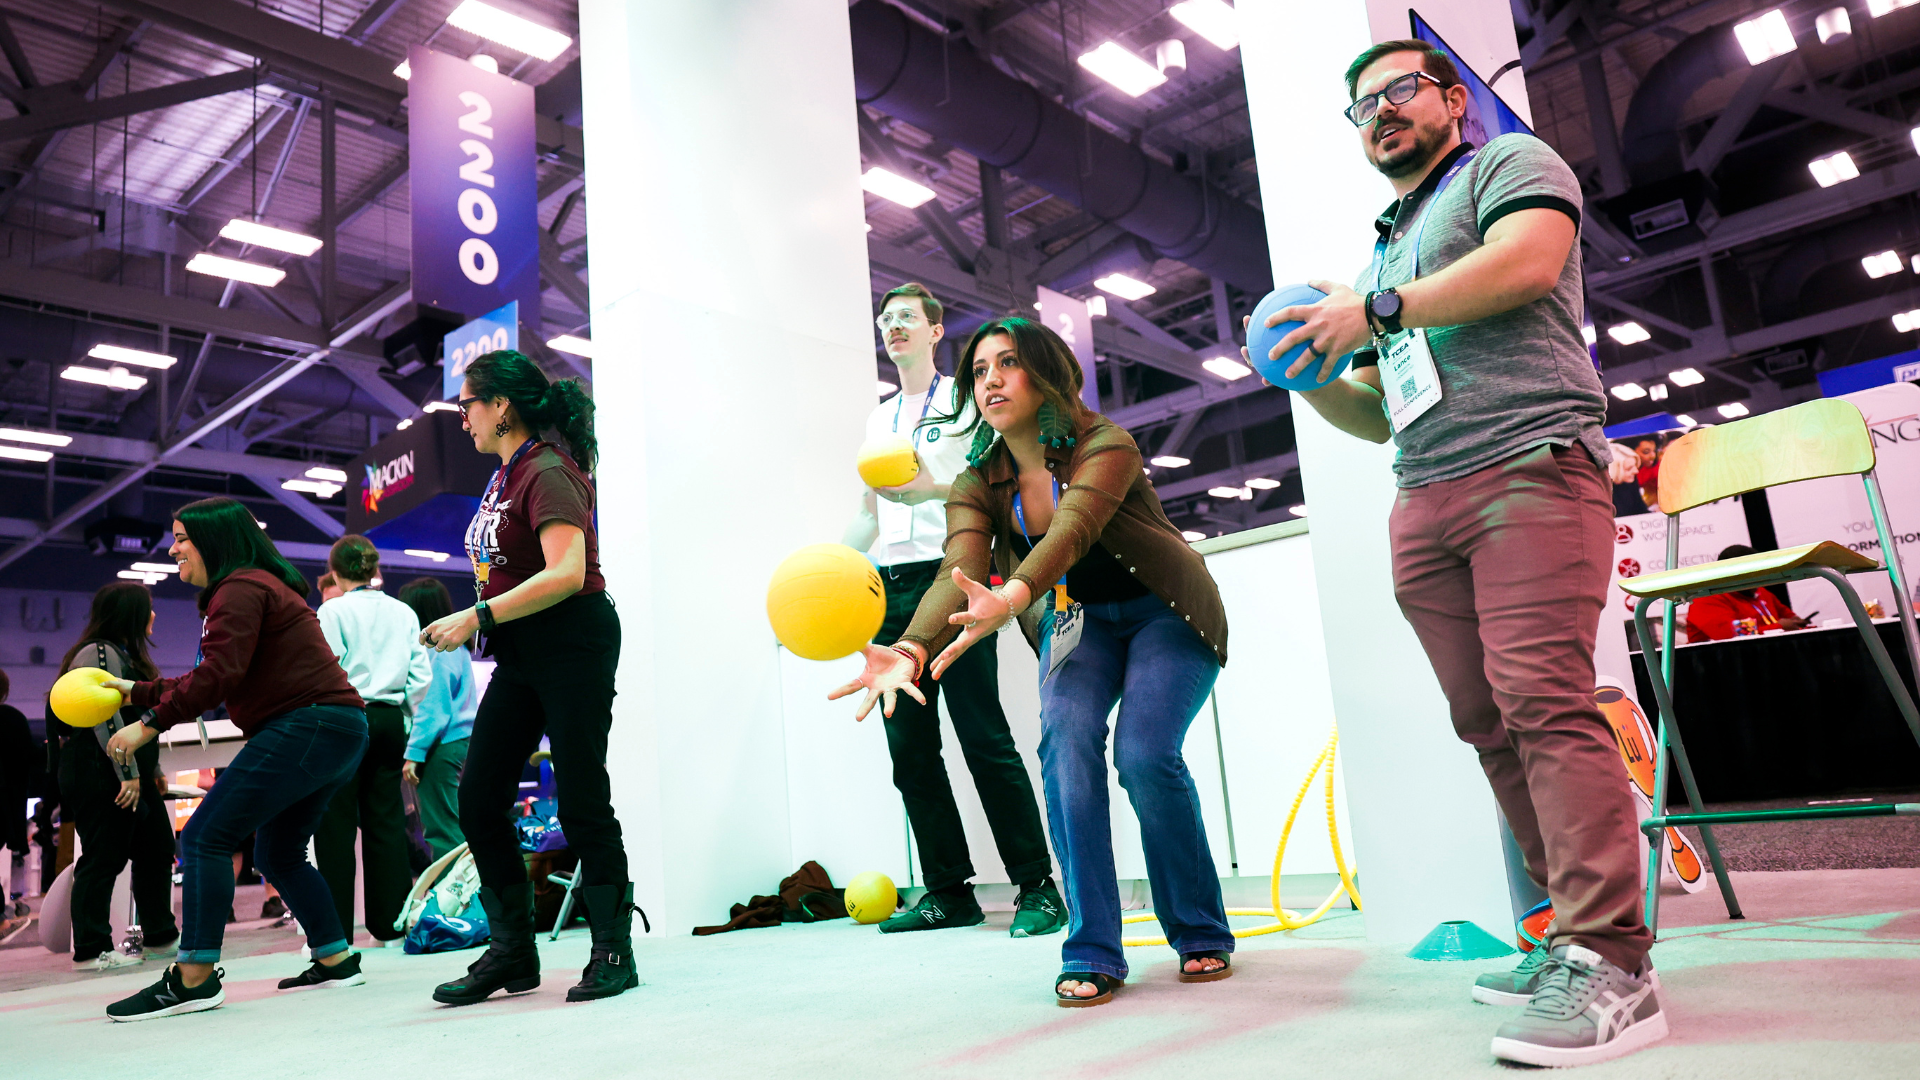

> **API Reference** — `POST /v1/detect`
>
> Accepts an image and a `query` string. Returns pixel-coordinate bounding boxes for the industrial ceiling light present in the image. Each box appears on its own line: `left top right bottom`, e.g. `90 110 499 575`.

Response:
444 1 573 62
1808 150 1859 187
1207 485 1252 500
118 570 167 584
62 365 147 391
1085 295 1108 317
1611 382 1649 401
0 444 53 463
130 562 178 574
1288 504 1308 516
423 401 461 413
546 334 594 357
1181 530 1206 542
860 166 937 208
1868 0 1920 16
1607 322 1651 345
0 426 72 446
469 53 499 73
1893 309 1920 332
1816 7 1853 43
1155 39 1187 75
186 252 287 287
394 59 412 80
1581 325 1597 345
404 549 452 562
1149 455 1191 468
1649 383 1670 401
1201 356 1253 380
395 418 414 430
219 218 324 256
1675 414 1699 428
305 466 348 483
1717 402 1751 418
1733 10 1797 65
1246 477 1281 490
87 343 177 368
1093 273 1157 301
1077 42 1168 97
1170 0 1240 50
1669 367 1706 386
282 478 342 497
1863 250 1904 278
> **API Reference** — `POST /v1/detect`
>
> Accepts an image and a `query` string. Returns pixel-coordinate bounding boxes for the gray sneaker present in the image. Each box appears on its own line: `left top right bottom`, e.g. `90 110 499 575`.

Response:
1490 945 1668 1067
1471 944 1556 1006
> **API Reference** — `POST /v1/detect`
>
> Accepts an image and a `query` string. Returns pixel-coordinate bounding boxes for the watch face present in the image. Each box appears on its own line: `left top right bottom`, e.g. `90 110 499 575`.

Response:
1373 292 1401 317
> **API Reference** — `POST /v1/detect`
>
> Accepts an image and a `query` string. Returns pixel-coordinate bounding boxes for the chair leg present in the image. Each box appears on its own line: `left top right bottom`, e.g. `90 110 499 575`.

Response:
1809 566 1920 749
1659 715 1743 922
548 870 580 942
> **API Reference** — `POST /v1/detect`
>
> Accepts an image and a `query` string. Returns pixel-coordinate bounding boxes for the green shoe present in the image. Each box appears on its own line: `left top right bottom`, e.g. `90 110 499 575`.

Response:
1471 943 1557 1006
1490 945 1668 1067
878 888 984 934
1009 879 1065 938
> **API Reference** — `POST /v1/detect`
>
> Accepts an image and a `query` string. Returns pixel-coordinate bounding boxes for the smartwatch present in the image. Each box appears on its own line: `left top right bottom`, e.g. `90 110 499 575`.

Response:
1367 288 1405 336
475 600 497 633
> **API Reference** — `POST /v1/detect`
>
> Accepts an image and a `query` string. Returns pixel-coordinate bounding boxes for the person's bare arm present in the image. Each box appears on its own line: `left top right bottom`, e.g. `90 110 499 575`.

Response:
843 488 880 550
1298 366 1390 444
1393 207 1577 328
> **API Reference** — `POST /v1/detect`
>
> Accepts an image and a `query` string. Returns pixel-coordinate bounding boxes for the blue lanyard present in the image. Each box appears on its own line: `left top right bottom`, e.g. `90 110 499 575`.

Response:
1011 476 1060 538
892 373 942 447
1369 150 1477 291
480 438 539 514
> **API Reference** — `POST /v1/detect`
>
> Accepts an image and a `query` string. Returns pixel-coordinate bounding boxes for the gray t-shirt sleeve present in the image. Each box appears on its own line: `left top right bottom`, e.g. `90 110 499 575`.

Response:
1469 134 1582 236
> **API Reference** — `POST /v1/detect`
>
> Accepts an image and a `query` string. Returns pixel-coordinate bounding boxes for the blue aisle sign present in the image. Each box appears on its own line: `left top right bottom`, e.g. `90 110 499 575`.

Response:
442 301 519 400
408 47 541 326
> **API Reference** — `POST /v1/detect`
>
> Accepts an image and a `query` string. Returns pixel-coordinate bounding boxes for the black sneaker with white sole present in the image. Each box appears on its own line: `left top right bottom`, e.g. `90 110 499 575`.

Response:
106 965 225 1022
278 951 366 991
878 888 985 933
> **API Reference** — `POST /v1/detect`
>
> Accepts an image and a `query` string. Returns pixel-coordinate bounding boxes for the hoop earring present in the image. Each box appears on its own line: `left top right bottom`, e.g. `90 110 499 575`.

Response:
494 420 512 438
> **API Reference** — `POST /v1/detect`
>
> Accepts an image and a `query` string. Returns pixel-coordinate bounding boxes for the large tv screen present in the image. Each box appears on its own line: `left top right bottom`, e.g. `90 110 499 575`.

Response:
1409 10 1533 145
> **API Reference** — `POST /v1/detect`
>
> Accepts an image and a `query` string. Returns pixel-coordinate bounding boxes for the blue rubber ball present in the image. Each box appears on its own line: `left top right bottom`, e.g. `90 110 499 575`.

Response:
1246 284 1355 391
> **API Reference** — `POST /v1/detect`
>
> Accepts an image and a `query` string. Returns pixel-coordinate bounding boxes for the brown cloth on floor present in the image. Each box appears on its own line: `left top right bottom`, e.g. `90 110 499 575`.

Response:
692 860 848 935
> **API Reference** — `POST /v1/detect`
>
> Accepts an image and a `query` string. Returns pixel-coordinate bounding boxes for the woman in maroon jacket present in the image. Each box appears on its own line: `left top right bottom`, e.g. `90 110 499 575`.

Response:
98 497 368 1022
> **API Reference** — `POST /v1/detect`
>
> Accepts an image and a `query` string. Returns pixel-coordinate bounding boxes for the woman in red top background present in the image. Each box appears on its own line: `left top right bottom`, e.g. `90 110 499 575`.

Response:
1685 544 1813 642
419 350 637 1007
99 496 368 1021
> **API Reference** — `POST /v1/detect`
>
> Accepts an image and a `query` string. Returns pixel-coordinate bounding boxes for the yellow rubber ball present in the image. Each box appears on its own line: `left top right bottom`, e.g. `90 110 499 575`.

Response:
843 871 897 925
766 543 886 661
857 434 919 489
50 666 122 728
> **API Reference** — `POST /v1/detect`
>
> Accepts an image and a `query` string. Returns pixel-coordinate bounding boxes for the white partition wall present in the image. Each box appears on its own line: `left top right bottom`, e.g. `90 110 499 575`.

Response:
1239 0 1512 944
578 0 877 933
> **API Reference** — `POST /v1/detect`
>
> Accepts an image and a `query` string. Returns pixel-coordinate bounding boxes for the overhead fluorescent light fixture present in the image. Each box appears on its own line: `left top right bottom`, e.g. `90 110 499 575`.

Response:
130 562 178 574
1733 10 1797 65
395 418 414 430
0 427 73 447
1246 477 1280 490
282 478 342 497
1093 273 1156 301
394 59 412 80
1202 356 1253 380
1149 455 1191 468
423 401 461 413
1611 382 1648 401
469 53 499 74
1181 530 1206 542
1581 325 1597 345
1868 0 1920 17
404 549 452 562
445 1 573 62
546 334 593 357
219 219 324 256
1669 367 1706 386
1816 7 1853 43
1077 41 1168 97
1207 485 1251 500
0 444 53 463
62 365 147 391
1649 383 1670 401
861 166 937 209
305 466 348 483
1676 414 1699 428
877 380 898 397
1863 250 1904 278
1170 0 1240 50
1607 322 1651 345
1288 504 1308 517
1893 309 1920 332
1808 150 1859 188
186 252 287 287
1085 295 1107 318
87 344 176 369
118 570 167 584
1717 402 1751 418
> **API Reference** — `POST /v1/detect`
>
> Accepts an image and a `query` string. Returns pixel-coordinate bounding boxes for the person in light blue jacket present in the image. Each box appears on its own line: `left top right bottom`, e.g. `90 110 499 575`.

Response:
398 578 479 861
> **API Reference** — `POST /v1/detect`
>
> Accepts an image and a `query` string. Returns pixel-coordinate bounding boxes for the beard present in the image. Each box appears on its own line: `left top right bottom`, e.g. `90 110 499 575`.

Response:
1370 118 1453 180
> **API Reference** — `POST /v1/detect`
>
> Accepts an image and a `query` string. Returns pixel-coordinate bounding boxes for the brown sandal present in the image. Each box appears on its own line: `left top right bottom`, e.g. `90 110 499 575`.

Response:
1055 971 1123 1007
1178 951 1233 983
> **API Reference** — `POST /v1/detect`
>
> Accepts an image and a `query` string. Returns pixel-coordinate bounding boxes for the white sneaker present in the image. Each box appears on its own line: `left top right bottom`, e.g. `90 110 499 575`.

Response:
1490 945 1667 1067
75 949 144 972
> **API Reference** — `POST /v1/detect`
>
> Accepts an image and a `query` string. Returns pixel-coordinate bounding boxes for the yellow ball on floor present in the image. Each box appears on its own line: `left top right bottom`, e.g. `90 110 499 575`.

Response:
857 434 919 489
766 543 886 661
843 871 897 925
50 666 122 728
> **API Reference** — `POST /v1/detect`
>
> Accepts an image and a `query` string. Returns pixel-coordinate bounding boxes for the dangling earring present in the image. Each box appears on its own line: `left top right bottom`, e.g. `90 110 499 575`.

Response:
1036 402 1076 450
966 422 999 468
494 420 512 438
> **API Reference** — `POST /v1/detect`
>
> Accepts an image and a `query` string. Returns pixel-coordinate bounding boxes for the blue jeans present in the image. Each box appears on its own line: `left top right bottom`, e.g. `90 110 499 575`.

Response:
177 704 367 963
1038 594 1231 978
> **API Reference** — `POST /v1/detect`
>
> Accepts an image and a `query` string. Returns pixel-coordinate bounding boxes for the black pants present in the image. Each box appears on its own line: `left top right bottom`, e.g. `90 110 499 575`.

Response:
315 702 412 943
878 559 1051 892
462 591 627 889
57 740 177 960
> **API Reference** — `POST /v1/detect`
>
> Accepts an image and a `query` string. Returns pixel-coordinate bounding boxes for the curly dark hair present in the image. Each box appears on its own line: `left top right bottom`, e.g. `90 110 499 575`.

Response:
462 350 597 472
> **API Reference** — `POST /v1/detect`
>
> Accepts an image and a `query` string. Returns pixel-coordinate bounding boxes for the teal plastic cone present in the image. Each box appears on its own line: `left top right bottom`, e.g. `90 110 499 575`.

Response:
1406 919 1515 961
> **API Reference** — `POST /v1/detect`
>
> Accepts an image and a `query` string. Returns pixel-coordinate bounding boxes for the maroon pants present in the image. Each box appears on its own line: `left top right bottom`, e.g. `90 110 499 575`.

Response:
1389 444 1650 971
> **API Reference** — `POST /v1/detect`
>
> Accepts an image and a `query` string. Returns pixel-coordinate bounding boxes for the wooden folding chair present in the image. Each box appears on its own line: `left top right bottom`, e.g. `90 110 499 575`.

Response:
1617 398 1920 935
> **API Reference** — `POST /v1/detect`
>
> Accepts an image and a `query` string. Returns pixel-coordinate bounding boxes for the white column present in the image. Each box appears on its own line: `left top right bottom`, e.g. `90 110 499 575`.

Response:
578 0 877 933
1239 0 1511 945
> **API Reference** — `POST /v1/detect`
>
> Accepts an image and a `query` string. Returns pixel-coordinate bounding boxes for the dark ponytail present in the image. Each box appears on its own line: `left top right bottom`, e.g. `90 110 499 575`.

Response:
328 534 380 583
465 350 597 473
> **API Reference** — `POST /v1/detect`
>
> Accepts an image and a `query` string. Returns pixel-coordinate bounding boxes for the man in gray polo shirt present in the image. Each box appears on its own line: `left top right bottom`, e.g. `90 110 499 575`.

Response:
1253 39 1663 1068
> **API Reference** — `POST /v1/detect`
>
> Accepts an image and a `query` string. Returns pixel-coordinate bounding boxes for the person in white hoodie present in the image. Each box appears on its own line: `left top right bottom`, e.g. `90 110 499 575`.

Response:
314 535 432 947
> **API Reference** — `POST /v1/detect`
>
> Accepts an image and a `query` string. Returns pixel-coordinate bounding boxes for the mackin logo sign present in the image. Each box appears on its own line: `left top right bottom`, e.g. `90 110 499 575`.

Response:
362 450 418 515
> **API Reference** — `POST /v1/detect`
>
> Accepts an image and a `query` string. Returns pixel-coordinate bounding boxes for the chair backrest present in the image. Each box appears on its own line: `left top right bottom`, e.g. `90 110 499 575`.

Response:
1658 398 1874 515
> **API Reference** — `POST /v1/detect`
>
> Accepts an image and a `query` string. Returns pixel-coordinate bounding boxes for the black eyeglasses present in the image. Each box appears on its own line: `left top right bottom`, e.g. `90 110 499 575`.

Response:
455 396 485 416
1345 71 1446 127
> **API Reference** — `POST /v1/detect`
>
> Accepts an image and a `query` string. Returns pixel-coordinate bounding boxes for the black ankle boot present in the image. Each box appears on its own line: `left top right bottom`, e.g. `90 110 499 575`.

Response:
566 882 648 1002
432 883 540 1005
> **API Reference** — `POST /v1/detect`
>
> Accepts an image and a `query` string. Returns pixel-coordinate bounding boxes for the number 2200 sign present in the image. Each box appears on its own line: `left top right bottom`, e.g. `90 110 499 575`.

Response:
455 90 500 286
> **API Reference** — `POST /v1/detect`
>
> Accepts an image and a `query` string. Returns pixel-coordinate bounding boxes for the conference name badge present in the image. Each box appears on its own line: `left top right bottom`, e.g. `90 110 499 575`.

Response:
1046 601 1084 680
1380 327 1442 433
877 497 914 545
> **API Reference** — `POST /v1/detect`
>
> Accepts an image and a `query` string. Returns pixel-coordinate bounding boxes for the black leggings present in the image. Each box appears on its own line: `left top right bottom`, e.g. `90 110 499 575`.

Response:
58 740 178 959
460 591 627 889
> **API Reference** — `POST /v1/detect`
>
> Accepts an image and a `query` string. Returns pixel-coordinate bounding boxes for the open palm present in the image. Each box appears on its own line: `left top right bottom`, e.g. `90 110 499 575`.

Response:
828 644 927 721
932 568 1012 679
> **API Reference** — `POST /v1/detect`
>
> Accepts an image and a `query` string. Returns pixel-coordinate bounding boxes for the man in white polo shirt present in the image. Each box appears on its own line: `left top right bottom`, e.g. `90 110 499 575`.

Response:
843 282 1060 938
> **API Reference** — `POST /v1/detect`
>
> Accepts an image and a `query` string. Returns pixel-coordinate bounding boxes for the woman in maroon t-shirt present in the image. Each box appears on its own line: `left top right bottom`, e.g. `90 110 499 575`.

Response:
418 350 636 1007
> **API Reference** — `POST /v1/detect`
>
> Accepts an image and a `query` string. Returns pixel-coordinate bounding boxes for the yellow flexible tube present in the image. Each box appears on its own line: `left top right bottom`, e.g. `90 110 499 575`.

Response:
1121 724 1360 946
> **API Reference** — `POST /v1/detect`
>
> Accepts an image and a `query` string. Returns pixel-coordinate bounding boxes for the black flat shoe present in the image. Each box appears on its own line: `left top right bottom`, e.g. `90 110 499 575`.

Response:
1178 950 1232 983
1055 971 1123 1007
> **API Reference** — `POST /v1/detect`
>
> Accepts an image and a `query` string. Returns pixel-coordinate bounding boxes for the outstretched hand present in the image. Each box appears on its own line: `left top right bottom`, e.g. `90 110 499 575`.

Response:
828 644 928 721
931 568 1019 680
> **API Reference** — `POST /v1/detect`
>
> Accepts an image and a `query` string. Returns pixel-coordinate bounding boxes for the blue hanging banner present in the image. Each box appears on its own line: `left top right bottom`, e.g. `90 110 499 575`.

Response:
442 301 519 401
407 47 542 327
